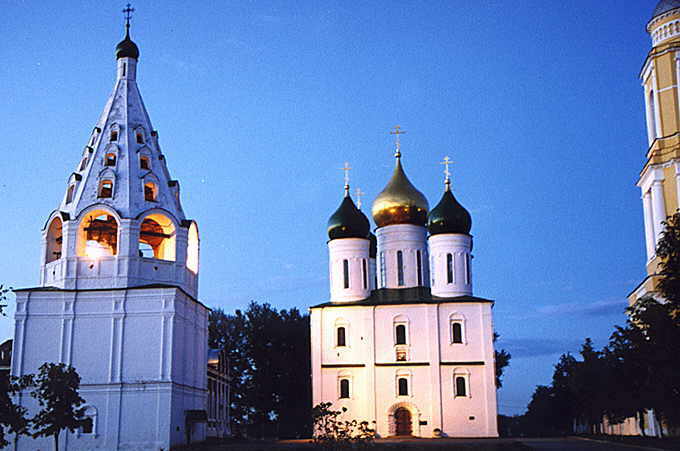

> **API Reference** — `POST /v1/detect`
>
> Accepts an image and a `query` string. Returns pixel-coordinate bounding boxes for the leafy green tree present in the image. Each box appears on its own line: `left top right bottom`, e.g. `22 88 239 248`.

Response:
493 333 511 389
29 363 86 451
0 374 31 448
656 211 680 311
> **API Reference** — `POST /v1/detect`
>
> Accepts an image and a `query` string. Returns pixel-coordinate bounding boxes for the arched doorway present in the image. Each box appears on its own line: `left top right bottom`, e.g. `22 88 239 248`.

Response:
394 407 412 436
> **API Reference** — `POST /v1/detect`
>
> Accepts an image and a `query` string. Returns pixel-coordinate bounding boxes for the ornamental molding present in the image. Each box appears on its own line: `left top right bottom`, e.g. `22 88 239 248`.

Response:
651 18 680 46
648 9 680 31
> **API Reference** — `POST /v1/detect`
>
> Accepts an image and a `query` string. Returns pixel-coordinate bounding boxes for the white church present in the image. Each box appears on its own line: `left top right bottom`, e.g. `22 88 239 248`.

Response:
310 137 499 437
8 16 210 450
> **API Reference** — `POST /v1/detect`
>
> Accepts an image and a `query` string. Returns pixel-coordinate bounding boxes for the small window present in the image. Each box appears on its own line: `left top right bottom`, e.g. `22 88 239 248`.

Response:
395 324 406 345
340 379 350 399
337 327 346 347
379 252 386 288
110 129 118 142
66 185 75 204
452 322 463 344
136 130 144 144
465 254 470 285
398 377 408 396
105 153 116 166
362 259 368 290
144 182 157 201
455 376 467 397
397 250 404 286
79 156 88 171
140 155 150 170
343 259 349 289
80 417 93 434
416 250 423 286
447 253 454 284
98 179 113 198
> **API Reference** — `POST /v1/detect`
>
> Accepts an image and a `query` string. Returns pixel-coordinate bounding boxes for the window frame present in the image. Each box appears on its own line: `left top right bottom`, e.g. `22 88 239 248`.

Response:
449 313 466 345
453 369 471 398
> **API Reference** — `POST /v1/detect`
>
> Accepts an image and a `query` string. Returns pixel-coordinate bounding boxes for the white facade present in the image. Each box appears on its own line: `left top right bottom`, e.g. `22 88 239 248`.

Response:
313 156 498 438
9 24 208 451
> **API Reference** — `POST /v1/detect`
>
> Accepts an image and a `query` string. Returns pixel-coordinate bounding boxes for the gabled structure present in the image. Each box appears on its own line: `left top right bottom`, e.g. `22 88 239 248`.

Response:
10 15 208 450
310 134 498 438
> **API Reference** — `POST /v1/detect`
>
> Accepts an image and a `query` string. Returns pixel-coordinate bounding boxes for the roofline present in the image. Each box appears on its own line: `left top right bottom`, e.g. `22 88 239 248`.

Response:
310 295 494 309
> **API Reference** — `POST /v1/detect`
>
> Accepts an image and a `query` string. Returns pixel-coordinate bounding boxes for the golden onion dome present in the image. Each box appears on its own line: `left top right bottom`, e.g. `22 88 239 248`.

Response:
372 157 429 228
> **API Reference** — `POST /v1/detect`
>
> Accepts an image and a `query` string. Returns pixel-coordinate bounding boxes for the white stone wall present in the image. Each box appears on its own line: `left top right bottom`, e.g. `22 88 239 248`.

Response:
328 238 371 302
11 286 208 450
429 234 473 297
311 302 498 438
375 225 429 289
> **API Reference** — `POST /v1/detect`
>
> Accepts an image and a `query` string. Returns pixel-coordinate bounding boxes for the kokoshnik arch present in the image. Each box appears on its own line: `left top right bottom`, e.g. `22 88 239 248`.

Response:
10 12 208 451
310 132 499 438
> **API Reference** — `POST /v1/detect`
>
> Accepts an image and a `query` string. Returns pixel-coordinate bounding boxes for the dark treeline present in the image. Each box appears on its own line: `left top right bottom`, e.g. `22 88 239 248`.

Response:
506 212 680 437
208 302 311 439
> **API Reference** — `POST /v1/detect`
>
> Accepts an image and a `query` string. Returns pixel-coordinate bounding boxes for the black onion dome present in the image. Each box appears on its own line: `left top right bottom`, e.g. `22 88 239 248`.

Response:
115 29 140 59
369 232 377 258
653 0 680 19
427 186 472 235
328 194 370 240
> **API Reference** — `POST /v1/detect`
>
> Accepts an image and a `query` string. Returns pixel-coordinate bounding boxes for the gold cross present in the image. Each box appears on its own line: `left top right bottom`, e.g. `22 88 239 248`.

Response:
440 156 453 187
355 187 366 209
390 125 406 157
340 162 351 194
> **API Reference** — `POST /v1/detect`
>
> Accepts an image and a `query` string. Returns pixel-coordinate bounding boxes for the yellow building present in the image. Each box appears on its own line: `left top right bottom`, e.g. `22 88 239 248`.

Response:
630 0 680 306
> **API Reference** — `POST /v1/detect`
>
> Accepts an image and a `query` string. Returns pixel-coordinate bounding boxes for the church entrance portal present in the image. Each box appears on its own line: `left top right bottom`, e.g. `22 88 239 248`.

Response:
394 408 412 436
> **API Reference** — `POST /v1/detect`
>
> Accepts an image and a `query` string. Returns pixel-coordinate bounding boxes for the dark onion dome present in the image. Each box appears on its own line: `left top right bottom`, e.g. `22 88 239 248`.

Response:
427 182 472 235
372 157 429 228
328 192 370 240
369 232 377 258
652 0 680 19
115 28 140 60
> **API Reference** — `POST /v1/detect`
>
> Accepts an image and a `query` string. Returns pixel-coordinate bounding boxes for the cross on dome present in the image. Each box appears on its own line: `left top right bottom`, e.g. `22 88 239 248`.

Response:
441 156 453 189
340 162 352 195
355 187 365 209
123 3 135 30
389 125 406 158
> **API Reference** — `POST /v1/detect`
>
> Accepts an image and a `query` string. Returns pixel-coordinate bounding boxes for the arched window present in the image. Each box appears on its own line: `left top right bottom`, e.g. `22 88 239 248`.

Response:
337 326 346 347
78 210 118 257
105 153 116 167
452 323 463 344
98 179 113 198
649 90 657 140
79 156 88 171
110 125 119 142
65 184 76 204
379 252 386 288
136 129 145 144
395 324 406 345
339 379 350 399
446 253 454 284
398 377 408 396
140 155 150 170
416 250 423 286
362 259 368 290
187 221 199 273
455 376 467 397
138 213 176 261
144 181 157 201
46 216 63 263
465 254 470 285
397 250 404 286
343 259 349 289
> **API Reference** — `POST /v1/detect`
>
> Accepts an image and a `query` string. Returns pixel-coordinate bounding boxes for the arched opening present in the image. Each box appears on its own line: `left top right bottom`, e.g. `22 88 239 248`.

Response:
140 155 150 170
105 153 117 167
144 181 157 202
649 90 657 140
395 324 406 345
187 221 199 273
98 179 113 198
455 376 467 397
65 184 76 204
446 253 454 284
339 379 350 399
396 250 404 286
79 156 88 171
452 322 463 343
337 326 346 347
77 210 118 258
46 217 63 263
136 129 145 144
110 125 119 142
394 408 412 436
138 213 176 261
398 377 408 396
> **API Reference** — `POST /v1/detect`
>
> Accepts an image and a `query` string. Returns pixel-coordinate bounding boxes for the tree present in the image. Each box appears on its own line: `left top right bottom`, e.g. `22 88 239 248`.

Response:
29 363 86 451
493 333 511 389
656 211 680 311
0 374 30 448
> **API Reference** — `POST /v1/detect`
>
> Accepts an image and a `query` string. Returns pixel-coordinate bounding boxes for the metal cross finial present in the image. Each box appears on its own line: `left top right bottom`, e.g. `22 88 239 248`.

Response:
389 125 406 158
441 156 453 189
123 3 135 30
340 162 351 195
355 187 366 210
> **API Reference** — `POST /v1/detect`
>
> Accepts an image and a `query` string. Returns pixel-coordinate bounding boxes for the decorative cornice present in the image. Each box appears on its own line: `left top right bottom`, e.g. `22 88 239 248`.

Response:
651 18 680 46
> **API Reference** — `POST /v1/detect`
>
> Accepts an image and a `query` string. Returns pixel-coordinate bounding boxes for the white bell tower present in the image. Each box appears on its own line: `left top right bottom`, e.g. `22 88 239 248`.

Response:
12 12 208 450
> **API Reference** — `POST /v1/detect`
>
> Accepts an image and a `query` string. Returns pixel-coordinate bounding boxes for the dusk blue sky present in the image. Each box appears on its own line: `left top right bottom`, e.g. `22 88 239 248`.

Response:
0 1 657 416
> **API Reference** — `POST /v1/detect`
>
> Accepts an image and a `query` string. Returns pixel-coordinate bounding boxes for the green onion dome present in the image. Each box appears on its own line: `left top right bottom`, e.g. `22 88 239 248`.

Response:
328 193 370 240
372 157 429 228
427 183 471 235
115 29 140 59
